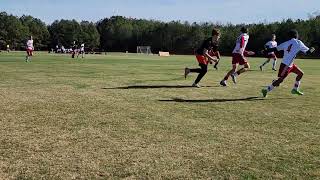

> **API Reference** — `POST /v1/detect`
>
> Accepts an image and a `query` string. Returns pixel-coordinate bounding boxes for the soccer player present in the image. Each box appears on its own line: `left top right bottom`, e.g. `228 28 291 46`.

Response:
260 34 278 71
220 27 252 86
261 29 315 97
184 28 220 88
6 44 10 52
77 43 85 58
26 36 34 62
71 41 77 58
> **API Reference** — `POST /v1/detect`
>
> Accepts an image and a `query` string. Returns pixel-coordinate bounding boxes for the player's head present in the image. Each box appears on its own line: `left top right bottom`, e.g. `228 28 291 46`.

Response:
271 34 276 41
241 27 249 34
289 29 299 39
211 28 221 42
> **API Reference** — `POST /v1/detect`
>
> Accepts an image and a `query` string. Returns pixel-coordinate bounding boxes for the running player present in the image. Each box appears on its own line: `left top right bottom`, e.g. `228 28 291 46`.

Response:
184 28 220 88
220 27 252 86
260 34 278 71
262 29 315 97
26 36 34 62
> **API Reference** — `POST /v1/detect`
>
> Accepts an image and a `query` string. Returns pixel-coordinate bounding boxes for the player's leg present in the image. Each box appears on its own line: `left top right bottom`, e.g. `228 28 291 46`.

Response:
185 66 202 79
272 57 277 71
262 64 289 97
260 58 271 71
72 50 75 58
232 61 250 84
220 64 237 86
193 64 208 87
26 50 30 62
290 65 304 95
213 59 220 70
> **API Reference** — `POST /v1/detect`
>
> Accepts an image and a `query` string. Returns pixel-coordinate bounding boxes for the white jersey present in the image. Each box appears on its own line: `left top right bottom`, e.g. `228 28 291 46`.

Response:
27 40 34 50
232 33 249 55
80 44 85 51
265 40 277 55
276 38 309 67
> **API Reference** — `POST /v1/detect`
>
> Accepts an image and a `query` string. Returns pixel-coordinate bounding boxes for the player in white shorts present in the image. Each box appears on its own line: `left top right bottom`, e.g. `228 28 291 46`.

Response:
262 30 315 97
260 34 278 71
26 36 34 62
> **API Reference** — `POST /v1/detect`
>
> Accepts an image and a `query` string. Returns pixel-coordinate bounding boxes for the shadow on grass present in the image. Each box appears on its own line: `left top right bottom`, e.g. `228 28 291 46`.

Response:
159 96 265 103
103 85 219 90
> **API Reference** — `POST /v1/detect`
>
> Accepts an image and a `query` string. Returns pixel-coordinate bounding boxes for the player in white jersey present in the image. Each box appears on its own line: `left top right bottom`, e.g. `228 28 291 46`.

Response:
220 27 254 86
26 36 34 62
260 34 278 71
262 30 315 97
77 43 85 58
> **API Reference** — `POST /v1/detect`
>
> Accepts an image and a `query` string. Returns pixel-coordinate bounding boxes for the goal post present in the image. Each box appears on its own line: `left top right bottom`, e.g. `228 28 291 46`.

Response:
137 46 152 55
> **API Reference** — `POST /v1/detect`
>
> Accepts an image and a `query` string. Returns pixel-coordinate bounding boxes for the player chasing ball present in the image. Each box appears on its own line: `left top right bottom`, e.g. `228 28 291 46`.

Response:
26 36 34 62
184 28 220 88
260 34 278 71
220 27 255 86
261 29 316 97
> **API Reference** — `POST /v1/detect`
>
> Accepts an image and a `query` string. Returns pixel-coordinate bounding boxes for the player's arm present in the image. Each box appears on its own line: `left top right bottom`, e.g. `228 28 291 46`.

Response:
299 41 315 55
304 47 315 55
244 50 255 56
203 49 218 63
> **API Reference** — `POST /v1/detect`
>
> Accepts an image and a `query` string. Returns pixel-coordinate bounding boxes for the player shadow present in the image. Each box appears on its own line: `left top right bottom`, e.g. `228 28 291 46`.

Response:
103 85 219 90
159 96 264 103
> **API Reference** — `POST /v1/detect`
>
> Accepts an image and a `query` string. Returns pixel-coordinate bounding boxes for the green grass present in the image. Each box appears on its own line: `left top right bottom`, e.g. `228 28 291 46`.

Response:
0 51 319 179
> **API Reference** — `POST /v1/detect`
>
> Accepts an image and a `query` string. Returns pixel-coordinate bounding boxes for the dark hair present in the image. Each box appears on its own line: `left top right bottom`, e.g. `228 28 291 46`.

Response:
212 28 220 36
289 29 299 39
241 27 248 33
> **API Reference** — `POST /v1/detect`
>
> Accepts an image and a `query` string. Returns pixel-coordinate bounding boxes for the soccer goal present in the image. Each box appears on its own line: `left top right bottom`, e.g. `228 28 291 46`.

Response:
137 46 152 55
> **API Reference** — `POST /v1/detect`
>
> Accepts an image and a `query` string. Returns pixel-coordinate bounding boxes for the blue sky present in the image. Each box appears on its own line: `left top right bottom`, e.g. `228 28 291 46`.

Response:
1 0 319 24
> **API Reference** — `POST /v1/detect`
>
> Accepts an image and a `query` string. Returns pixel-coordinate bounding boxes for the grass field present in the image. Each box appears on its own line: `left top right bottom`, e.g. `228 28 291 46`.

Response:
0 51 319 179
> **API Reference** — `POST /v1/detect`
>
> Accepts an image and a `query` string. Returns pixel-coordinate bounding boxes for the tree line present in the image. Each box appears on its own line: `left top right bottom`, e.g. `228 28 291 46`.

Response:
0 11 319 55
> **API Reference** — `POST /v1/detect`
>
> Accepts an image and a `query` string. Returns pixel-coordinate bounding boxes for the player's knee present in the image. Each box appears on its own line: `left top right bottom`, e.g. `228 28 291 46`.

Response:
300 71 304 77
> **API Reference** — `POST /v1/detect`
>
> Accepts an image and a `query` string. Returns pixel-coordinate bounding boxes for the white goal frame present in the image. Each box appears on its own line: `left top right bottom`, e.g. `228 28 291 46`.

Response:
137 46 152 55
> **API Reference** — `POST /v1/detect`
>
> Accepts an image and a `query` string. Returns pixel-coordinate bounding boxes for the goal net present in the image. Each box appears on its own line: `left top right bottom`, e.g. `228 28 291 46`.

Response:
137 46 152 55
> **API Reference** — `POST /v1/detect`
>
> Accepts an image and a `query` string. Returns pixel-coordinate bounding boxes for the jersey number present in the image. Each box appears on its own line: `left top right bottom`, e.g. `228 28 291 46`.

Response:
287 44 293 53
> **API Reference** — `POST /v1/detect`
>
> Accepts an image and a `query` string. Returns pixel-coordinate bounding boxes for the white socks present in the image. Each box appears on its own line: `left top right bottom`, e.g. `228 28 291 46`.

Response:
294 81 301 90
273 60 277 69
267 84 274 92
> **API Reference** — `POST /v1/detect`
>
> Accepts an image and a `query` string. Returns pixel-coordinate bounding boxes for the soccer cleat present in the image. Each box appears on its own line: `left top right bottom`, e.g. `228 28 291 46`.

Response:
261 89 268 98
184 68 190 79
220 80 227 87
272 68 277 71
231 74 237 84
192 83 201 88
291 89 304 96
259 66 263 71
